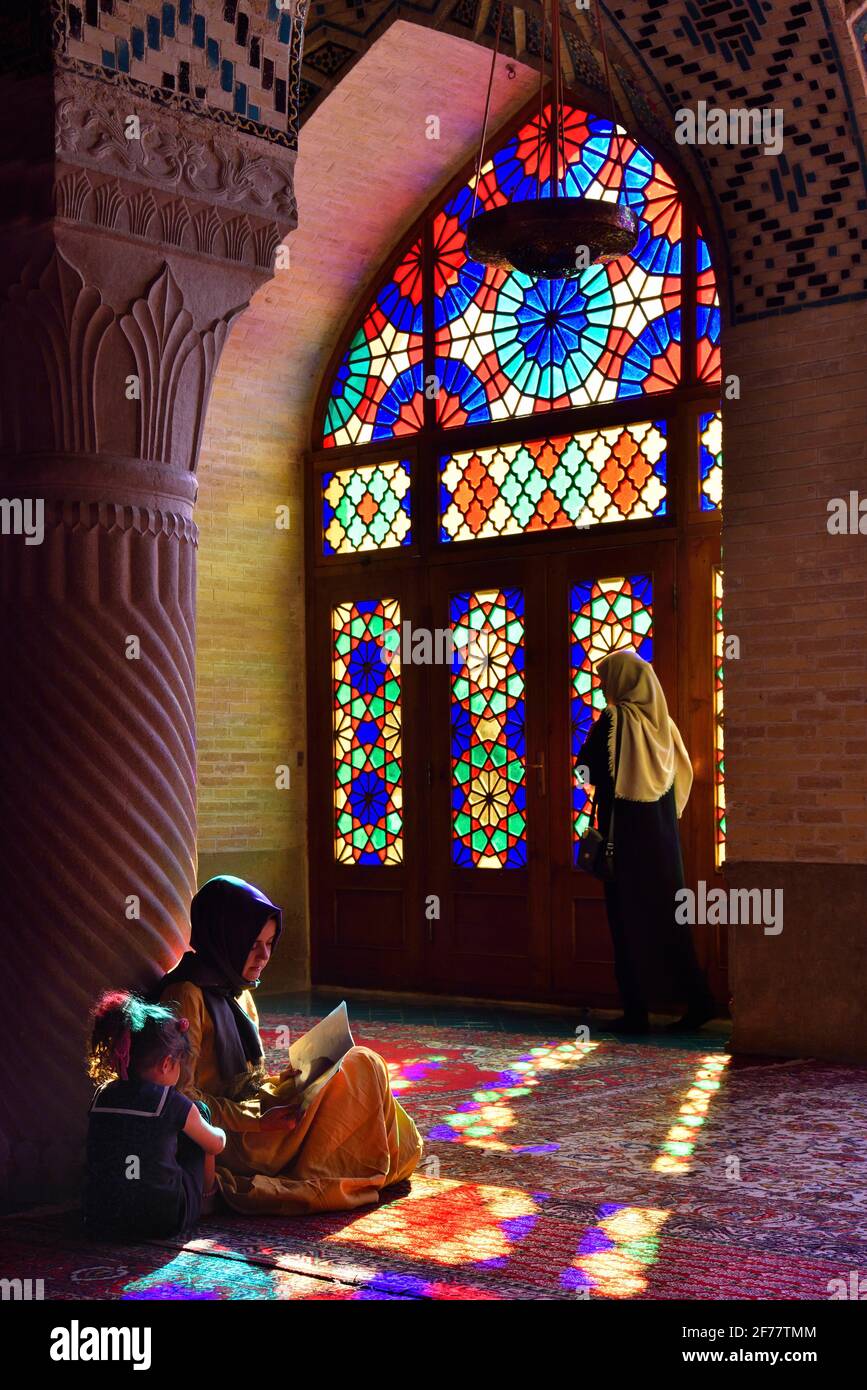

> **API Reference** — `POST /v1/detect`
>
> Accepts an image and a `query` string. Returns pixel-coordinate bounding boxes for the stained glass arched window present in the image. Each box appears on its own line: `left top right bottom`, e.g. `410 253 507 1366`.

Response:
313 90 723 877
321 103 691 449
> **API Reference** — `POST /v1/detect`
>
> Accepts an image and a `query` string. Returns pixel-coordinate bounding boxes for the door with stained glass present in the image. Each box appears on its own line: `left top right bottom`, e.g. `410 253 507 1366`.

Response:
424 558 550 997
308 564 428 992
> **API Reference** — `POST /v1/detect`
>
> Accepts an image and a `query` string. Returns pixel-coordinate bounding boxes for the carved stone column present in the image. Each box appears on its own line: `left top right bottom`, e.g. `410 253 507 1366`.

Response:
0 64 297 1201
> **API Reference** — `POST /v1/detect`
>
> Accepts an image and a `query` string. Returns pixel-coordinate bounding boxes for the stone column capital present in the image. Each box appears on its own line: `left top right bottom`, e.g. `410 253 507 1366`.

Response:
1 53 298 477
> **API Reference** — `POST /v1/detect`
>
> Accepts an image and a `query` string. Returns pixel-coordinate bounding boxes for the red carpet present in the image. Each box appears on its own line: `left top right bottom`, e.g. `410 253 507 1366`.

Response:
3 1013 865 1300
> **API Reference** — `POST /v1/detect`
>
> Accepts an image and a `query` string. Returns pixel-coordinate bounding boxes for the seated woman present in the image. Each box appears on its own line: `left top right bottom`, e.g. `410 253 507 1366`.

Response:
156 875 422 1215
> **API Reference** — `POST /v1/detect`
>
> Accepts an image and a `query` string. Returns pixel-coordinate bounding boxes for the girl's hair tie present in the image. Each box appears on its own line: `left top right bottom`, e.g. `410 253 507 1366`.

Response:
178 1017 190 1033
113 1026 132 1081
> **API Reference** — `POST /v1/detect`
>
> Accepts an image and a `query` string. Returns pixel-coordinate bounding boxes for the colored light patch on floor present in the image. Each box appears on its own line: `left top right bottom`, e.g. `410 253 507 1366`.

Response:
427 1039 598 1151
563 1054 731 1297
566 1204 670 1299
10 1016 867 1301
323 1178 540 1267
653 1053 731 1175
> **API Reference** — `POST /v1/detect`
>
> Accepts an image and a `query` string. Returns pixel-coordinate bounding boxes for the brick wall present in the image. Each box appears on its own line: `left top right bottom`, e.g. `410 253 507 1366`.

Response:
723 294 867 1060
723 299 867 865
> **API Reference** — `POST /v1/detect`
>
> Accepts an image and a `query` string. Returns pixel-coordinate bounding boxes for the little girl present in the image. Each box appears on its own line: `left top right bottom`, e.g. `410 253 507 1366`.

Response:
85 990 226 1239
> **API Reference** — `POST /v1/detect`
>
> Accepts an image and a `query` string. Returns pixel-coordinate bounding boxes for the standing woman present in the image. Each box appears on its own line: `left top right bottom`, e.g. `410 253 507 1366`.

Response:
156 875 422 1215
576 649 715 1034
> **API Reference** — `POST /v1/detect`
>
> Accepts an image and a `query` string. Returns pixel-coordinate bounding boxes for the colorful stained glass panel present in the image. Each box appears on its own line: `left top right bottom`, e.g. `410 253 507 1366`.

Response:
700 410 722 512
570 576 654 854
697 231 721 385
713 567 726 866
322 241 425 448
433 103 682 428
323 460 411 554
440 420 667 542
450 589 526 868
332 598 402 864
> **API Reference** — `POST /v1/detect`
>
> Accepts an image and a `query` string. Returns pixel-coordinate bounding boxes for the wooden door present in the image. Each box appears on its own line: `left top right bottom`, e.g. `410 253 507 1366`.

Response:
309 566 427 991
309 535 721 1007
423 556 551 999
546 539 678 1005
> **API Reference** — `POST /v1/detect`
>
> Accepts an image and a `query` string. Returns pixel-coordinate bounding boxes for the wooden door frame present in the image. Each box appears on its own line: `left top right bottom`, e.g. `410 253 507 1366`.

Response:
423 553 551 999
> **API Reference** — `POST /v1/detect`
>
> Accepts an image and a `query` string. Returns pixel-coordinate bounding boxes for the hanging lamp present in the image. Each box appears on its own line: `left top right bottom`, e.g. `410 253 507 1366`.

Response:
466 0 639 279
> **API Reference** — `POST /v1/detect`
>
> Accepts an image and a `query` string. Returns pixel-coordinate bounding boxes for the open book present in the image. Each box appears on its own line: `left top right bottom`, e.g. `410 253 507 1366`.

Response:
264 1002 355 1114
289 1000 355 1091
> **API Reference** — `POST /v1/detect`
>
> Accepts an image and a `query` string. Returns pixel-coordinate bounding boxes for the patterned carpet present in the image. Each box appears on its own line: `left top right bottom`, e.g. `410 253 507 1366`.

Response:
3 1010 866 1300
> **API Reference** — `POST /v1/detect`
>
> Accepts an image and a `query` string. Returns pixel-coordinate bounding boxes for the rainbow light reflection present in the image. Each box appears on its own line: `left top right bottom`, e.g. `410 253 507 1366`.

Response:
426 1039 599 1151
564 1052 731 1297
652 1053 730 1174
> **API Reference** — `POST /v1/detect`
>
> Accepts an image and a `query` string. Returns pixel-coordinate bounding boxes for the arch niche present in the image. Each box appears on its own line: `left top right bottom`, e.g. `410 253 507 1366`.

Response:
305 65 727 1009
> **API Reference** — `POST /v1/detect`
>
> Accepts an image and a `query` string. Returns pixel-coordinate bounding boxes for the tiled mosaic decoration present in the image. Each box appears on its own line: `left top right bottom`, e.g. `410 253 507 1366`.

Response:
609 0 867 320
297 0 867 322
56 0 306 147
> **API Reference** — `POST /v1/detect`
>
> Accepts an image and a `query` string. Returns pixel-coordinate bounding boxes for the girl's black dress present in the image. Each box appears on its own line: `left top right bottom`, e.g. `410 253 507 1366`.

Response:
84 1080 207 1239
577 709 712 1017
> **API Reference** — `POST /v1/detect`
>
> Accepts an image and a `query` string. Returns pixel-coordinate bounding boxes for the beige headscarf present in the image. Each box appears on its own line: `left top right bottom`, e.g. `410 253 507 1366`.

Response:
596 649 693 817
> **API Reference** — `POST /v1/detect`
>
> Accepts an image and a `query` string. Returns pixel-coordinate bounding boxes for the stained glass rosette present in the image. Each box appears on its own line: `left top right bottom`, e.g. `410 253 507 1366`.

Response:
432 104 682 429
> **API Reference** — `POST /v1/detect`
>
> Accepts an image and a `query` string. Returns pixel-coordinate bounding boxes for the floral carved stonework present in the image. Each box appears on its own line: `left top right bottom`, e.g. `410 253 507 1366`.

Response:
0 25 301 1204
55 71 298 224
52 70 296 275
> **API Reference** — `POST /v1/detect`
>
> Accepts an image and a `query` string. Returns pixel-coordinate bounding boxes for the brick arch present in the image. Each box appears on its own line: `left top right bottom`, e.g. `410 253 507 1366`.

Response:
195 13 734 984
196 13 729 985
195 21 541 985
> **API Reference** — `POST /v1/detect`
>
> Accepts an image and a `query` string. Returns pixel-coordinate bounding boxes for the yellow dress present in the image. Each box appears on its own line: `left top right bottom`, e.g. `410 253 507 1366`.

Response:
159 980 423 1216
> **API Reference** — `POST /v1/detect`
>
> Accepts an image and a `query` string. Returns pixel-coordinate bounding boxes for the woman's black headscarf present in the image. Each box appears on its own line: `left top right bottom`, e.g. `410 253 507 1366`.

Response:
158 875 282 1087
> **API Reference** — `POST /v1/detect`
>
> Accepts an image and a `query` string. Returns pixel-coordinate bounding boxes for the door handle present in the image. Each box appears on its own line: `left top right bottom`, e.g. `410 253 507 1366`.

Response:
529 752 546 797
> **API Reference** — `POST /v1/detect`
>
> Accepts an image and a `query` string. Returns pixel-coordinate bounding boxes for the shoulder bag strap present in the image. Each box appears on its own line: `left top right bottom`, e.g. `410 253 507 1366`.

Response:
606 709 624 848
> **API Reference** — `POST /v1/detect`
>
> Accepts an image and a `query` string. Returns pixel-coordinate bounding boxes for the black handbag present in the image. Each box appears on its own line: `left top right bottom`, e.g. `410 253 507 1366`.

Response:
576 713 622 881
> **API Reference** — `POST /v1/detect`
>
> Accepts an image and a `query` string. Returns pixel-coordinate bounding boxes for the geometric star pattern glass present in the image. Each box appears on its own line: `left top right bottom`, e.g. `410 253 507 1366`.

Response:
713 567 726 867
450 589 526 867
697 230 722 385
699 409 722 512
332 598 403 864
323 459 412 554
321 103 691 449
433 104 682 428
440 420 667 542
322 240 424 448
570 575 654 855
